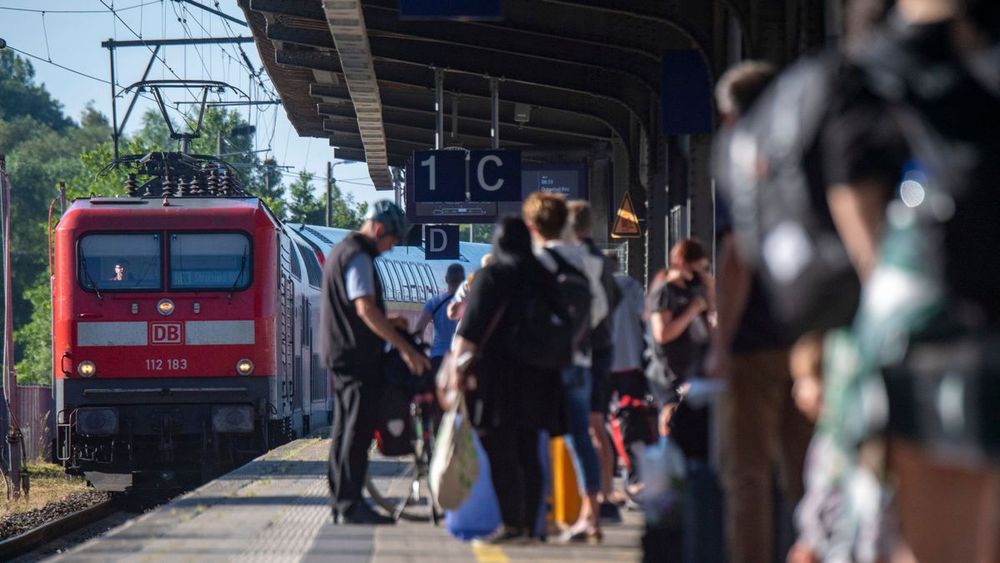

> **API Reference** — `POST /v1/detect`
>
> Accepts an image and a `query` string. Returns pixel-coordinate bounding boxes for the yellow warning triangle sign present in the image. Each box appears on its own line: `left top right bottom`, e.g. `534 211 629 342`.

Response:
611 192 641 238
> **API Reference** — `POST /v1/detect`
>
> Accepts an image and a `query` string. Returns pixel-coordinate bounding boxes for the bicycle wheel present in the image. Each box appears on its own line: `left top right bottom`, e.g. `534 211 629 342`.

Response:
365 443 437 522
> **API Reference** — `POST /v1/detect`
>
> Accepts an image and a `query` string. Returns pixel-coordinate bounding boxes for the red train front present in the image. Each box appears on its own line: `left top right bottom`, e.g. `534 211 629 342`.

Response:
53 190 291 490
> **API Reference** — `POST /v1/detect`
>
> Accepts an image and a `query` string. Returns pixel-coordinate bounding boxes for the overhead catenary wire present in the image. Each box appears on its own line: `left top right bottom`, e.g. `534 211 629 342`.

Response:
0 1 159 14
5 45 112 85
98 0 201 120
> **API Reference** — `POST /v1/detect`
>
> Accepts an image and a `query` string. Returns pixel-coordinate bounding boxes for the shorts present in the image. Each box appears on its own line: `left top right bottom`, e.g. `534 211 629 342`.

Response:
590 348 613 416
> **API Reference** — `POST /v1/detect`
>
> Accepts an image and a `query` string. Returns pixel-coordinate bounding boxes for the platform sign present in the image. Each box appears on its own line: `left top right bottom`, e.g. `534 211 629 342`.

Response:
469 150 521 202
406 158 588 224
424 225 460 260
413 150 466 203
399 0 502 20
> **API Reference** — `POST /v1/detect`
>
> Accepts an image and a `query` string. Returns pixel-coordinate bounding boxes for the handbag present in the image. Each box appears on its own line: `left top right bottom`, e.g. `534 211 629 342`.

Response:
429 394 480 510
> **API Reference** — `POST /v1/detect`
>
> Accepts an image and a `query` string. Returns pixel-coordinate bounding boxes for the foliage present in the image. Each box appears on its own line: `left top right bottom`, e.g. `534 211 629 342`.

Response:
287 171 368 230
458 224 494 244
0 51 72 131
14 273 52 385
287 171 324 225
329 179 367 230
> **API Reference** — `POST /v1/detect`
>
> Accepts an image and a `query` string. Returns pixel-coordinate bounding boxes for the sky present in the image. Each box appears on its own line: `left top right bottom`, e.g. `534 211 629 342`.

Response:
0 0 383 207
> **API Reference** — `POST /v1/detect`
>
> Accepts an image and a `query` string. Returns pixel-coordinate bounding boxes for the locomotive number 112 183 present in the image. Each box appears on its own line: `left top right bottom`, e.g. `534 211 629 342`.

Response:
145 358 188 370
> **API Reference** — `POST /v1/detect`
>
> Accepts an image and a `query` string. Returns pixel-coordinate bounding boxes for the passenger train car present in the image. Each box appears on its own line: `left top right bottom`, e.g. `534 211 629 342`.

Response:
53 167 489 491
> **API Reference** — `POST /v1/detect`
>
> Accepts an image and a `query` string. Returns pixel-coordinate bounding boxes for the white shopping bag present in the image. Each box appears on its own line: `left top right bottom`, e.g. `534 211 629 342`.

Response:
429 395 479 511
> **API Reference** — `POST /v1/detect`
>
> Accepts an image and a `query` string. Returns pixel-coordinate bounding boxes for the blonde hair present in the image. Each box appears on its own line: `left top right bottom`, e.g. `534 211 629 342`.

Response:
522 191 568 240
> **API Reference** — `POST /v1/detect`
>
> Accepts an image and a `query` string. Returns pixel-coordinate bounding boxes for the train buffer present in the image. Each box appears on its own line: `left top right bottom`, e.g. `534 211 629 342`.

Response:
55 430 643 562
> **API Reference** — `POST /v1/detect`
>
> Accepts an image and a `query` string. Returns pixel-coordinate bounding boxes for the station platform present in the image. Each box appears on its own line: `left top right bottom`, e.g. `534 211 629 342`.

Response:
56 431 643 562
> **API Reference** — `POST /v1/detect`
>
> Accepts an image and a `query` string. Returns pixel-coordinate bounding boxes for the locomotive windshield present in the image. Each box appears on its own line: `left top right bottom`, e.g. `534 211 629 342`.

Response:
78 233 162 292
169 233 251 291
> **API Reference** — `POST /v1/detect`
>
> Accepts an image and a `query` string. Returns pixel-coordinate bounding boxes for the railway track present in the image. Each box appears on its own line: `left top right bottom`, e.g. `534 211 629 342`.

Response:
0 498 117 560
0 489 183 561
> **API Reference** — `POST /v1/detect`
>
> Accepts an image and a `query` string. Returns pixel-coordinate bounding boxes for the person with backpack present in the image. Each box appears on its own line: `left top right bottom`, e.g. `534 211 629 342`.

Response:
415 263 465 377
707 60 817 563
810 2 1000 560
450 216 565 545
523 192 609 543
711 0 1000 559
567 200 623 522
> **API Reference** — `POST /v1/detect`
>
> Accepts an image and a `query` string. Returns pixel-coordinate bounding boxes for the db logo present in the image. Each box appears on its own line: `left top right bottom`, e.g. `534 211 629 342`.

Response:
150 322 183 345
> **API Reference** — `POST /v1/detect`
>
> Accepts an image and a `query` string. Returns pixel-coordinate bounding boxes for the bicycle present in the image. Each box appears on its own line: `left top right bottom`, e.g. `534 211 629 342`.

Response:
365 389 442 524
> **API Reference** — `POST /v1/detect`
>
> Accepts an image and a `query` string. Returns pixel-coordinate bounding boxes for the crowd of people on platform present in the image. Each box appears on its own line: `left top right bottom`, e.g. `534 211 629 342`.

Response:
318 0 998 560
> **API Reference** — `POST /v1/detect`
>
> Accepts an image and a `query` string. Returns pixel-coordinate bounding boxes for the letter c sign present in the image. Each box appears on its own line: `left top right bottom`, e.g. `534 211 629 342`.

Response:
469 150 521 202
477 155 504 191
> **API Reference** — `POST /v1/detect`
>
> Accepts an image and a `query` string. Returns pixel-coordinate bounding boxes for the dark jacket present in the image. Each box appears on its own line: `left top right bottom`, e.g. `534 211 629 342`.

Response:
458 257 566 435
319 232 386 375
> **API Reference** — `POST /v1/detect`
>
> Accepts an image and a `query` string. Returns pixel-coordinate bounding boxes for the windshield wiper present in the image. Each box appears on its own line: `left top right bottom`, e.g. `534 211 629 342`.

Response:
227 249 248 302
80 257 103 300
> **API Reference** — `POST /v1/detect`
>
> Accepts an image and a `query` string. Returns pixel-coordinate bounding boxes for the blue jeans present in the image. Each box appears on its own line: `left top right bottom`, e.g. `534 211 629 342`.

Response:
561 365 601 495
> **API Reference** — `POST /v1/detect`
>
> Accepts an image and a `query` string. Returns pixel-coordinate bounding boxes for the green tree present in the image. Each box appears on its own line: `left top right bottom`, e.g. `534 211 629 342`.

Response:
458 224 493 244
328 179 367 230
0 51 72 131
286 171 324 225
14 273 52 385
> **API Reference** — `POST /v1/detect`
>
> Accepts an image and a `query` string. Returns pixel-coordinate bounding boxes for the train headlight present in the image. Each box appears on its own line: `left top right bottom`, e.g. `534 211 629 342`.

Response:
78 360 96 378
77 407 118 436
211 405 254 433
157 299 175 316
236 359 254 376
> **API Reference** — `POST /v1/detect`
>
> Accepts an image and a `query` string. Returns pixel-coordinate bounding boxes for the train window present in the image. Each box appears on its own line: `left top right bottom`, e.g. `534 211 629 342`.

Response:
168 233 252 291
296 243 322 287
78 233 162 292
289 244 302 281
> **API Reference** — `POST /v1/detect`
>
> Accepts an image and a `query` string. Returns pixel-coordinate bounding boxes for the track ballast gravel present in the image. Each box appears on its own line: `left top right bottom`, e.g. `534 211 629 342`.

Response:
0 491 109 540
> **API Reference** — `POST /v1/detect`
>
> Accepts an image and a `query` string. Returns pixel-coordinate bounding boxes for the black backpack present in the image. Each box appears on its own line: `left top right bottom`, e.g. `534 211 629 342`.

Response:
545 248 593 355
859 23 1000 320
716 53 865 339
860 23 1000 460
508 249 591 370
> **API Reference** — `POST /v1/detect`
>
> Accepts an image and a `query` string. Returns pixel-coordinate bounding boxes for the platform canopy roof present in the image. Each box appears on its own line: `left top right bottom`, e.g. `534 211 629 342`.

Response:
239 0 721 189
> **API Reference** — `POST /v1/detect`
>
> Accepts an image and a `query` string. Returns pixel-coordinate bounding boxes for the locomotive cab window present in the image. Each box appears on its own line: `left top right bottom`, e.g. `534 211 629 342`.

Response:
295 242 322 288
169 233 252 291
79 233 162 291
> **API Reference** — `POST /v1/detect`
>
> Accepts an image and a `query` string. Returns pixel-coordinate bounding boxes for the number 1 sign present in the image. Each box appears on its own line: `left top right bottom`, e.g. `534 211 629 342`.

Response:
413 150 466 203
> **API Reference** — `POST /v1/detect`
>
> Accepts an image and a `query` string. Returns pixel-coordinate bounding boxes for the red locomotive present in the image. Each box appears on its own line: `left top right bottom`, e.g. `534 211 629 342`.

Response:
52 156 298 490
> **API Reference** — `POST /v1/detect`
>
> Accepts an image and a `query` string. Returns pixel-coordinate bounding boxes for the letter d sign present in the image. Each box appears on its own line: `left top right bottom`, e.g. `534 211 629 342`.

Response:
424 225 459 260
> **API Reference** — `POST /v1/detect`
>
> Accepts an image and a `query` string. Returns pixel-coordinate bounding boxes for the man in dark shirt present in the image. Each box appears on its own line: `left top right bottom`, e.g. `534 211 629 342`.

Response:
707 61 815 563
319 200 430 525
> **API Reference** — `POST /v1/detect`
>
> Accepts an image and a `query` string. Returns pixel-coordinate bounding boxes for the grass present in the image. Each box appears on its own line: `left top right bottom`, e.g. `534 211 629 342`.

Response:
0 462 90 518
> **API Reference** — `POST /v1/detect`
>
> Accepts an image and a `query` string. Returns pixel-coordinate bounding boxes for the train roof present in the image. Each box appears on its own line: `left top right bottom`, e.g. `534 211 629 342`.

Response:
71 196 266 210
59 196 282 233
